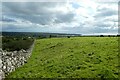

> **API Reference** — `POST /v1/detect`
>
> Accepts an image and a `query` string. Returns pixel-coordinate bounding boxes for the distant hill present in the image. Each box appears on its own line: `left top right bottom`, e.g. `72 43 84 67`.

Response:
2 32 81 38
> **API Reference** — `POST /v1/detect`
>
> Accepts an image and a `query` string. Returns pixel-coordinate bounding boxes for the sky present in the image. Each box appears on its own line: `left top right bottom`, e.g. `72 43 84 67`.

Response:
1 0 119 35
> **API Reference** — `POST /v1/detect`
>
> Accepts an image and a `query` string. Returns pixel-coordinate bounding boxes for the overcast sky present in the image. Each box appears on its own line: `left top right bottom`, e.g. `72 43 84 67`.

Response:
1 0 119 35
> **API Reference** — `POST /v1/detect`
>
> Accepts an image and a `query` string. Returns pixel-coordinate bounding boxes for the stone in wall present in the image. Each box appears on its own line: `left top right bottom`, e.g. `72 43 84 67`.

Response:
0 41 34 79
0 48 33 79
0 49 5 80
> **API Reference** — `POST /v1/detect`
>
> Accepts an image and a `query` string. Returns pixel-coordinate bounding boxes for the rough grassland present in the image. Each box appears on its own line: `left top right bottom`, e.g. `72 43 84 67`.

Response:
7 37 118 78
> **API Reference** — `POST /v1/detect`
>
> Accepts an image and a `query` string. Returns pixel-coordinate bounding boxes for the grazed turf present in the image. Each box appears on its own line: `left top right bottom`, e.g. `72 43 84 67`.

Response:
7 37 118 78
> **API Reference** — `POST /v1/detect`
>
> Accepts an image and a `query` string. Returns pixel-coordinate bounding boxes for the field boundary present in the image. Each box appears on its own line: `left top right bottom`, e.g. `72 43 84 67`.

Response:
0 40 35 79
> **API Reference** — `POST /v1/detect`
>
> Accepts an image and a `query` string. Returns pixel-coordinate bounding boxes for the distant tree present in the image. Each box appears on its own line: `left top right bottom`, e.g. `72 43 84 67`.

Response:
117 34 120 37
49 35 52 38
100 35 104 37
38 36 43 39
23 38 27 40
16 38 19 41
67 36 70 38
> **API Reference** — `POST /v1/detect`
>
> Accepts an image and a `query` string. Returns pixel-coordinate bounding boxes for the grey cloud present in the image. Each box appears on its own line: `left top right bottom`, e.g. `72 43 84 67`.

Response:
98 10 116 17
2 2 75 25
2 24 25 32
3 2 60 15
94 22 112 28
2 16 17 22
94 7 117 18
93 27 117 33
55 13 75 23
92 3 118 34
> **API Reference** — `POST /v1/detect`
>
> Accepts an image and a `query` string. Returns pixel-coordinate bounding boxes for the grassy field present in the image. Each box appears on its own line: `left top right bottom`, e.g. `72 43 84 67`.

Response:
7 37 118 78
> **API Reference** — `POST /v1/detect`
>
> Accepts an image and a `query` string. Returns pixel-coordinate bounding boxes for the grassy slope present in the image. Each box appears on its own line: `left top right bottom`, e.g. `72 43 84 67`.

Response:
7 37 118 78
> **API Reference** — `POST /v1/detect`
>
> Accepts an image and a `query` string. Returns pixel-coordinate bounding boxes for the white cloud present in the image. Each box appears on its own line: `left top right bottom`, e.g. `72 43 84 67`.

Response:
2 0 118 35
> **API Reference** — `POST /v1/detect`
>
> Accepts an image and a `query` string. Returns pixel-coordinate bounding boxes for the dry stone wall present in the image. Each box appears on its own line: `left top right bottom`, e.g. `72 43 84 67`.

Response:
0 42 34 80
